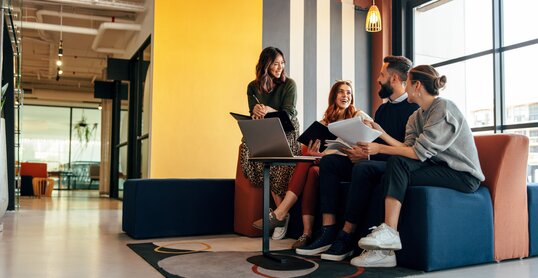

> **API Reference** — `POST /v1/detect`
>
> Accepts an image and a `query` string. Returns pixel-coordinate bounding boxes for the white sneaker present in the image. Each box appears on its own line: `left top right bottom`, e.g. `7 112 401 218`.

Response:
271 213 289 240
350 249 397 267
358 223 402 250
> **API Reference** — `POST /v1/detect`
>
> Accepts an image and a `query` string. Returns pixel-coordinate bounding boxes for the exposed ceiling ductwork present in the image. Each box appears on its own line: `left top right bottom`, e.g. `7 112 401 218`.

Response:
16 21 98 35
24 0 145 13
18 0 147 94
15 20 141 54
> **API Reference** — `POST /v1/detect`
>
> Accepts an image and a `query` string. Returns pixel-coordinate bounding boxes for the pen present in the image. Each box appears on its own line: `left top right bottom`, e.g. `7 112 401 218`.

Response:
252 93 261 104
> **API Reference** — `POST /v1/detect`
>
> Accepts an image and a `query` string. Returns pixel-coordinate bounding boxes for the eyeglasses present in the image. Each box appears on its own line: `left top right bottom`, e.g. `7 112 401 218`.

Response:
335 79 352 84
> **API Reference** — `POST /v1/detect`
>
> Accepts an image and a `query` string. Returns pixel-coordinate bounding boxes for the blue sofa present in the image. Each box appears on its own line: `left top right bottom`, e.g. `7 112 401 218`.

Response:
529 183 538 257
396 186 493 271
285 182 494 271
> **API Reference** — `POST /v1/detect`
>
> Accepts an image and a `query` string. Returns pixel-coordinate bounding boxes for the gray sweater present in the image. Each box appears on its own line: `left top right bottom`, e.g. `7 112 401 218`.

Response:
404 97 485 181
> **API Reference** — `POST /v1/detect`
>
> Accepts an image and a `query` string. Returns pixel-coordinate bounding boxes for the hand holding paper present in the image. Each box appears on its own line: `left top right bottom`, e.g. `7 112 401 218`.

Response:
358 142 381 155
341 145 369 163
324 139 352 150
327 117 382 145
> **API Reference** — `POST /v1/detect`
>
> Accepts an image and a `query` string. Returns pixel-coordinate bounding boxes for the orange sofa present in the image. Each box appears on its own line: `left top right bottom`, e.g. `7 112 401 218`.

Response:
474 134 529 261
234 149 263 237
20 162 54 197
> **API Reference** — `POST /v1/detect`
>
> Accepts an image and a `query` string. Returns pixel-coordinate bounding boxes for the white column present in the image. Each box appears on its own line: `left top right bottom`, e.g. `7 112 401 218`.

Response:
316 0 331 120
290 0 305 131
342 0 355 84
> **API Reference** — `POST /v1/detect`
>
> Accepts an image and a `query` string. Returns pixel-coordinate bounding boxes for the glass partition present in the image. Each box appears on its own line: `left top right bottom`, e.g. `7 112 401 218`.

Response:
71 108 101 163
21 105 101 190
21 106 71 171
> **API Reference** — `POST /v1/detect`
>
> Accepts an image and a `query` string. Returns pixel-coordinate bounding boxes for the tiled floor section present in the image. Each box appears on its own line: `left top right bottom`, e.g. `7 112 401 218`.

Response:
0 191 537 277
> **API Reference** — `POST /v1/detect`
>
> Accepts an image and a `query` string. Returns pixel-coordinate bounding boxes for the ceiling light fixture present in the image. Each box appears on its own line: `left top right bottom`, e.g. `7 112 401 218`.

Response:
58 40 63 57
58 5 63 57
365 0 382 32
56 5 64 82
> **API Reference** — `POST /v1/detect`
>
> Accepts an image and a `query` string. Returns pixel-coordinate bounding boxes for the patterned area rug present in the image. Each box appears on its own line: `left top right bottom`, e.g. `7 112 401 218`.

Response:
128 236 423 278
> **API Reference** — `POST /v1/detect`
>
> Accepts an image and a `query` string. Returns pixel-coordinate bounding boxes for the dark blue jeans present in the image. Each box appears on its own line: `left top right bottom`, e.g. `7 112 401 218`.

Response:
319 154 386 224
345 159 386 223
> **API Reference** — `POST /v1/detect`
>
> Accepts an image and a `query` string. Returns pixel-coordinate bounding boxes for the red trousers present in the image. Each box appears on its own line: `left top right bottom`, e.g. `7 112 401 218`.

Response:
287 162 319 216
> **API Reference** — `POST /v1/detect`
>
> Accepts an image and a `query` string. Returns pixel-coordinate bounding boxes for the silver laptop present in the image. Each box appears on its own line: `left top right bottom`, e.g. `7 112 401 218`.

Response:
237 118 316 161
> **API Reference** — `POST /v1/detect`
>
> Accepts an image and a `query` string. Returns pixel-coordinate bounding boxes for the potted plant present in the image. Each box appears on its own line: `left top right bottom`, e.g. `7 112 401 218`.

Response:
73 112 98 148
1 83 9 232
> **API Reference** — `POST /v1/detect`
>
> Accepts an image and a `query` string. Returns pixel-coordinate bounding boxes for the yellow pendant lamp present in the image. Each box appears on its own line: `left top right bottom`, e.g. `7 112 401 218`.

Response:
365 0 382 32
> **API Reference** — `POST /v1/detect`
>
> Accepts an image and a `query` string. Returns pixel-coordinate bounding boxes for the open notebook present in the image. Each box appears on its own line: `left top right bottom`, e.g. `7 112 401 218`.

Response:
237 118 317 161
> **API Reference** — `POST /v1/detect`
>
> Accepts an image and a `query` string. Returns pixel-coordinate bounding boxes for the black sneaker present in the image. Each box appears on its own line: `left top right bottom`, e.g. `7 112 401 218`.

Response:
252 209 288 231
320 230 354 261
295 225 337 256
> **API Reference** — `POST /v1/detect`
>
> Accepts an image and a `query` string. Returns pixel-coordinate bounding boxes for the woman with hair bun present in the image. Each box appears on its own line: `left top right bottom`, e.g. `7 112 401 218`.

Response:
350 65 484 267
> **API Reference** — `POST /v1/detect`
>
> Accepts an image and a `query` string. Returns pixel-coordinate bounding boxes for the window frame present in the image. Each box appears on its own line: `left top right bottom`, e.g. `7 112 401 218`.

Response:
394 0 538 133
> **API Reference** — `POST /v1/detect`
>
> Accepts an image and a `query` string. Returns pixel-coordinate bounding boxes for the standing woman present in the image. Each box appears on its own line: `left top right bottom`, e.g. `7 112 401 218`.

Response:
351 65 484 267
240 47 301 212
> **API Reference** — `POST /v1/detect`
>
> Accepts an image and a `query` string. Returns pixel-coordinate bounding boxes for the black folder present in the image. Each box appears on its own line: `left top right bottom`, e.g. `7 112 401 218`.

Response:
229 112 251 121
229 111 295 133
297 121 337 152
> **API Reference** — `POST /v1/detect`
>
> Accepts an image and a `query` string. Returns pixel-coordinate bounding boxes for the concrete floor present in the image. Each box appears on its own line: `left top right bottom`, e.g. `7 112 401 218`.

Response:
1 191 537 277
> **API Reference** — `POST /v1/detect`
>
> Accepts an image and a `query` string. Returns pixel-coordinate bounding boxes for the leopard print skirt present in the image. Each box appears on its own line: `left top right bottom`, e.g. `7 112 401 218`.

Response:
239 117 301 196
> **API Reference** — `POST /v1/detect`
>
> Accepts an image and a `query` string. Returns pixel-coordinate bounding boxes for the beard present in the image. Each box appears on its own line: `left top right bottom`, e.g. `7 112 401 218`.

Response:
378 82 393 99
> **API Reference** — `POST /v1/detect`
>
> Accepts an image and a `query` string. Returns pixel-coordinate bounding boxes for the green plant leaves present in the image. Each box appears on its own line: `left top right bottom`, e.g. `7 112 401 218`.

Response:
73 113 98 148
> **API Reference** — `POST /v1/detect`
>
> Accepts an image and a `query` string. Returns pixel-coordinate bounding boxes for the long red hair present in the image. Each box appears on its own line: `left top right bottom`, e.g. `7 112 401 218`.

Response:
321 81 357 124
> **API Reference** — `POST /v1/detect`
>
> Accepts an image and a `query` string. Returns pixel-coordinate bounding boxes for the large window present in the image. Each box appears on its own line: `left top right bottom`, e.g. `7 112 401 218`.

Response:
435 54 493 128
21 105 101 188
21 106 71 171
403 0 538 182
414 0 492 64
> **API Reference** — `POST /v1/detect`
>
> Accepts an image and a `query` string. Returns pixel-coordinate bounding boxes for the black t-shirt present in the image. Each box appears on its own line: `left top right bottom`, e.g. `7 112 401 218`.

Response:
371 99 419 161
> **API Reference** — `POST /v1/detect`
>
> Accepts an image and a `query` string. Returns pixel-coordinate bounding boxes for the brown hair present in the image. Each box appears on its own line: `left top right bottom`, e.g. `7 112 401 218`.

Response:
321 80 357 124
409 65 447 96
384 56 413 81
255 47 287 94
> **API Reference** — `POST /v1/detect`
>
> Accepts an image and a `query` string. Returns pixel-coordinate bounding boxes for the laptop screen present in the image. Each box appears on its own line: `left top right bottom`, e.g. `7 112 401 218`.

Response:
237 118 294 158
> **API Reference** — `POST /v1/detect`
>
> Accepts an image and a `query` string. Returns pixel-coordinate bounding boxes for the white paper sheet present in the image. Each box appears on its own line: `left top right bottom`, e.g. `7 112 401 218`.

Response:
327 117 382 146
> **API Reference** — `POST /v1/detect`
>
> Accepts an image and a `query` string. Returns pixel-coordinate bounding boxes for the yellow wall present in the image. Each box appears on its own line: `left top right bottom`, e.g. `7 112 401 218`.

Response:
151 1 262 178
